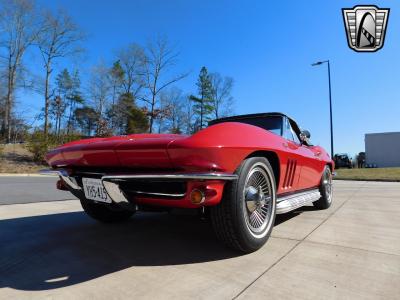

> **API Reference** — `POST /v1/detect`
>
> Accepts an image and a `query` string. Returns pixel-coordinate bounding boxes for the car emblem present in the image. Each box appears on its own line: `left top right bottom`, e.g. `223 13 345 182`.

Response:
342 5 390 52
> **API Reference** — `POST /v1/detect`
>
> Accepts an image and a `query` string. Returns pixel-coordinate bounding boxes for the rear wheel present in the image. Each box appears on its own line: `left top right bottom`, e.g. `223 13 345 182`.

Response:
80 197 135 223
210 157 276 253
313 166 333 210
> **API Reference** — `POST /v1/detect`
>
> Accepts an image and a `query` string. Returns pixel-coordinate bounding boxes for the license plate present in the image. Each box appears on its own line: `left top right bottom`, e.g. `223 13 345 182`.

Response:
82 178 112 203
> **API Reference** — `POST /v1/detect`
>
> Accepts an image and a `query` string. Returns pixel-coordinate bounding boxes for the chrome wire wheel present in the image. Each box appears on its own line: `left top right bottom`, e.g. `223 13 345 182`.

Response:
243 163 274 238
323 169 333 203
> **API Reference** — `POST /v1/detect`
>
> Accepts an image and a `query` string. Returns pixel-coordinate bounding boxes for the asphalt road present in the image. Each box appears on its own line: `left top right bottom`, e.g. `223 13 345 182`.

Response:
0 176 76 205
0 177 399 299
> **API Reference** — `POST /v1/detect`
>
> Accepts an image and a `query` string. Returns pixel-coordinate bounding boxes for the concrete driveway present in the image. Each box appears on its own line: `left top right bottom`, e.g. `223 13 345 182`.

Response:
0 178 399 299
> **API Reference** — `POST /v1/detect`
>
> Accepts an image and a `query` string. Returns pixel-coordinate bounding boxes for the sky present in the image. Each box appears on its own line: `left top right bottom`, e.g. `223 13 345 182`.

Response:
23 0 399 156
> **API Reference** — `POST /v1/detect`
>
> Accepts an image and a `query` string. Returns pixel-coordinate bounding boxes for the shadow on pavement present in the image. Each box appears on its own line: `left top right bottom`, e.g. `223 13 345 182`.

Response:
0 211 237 291
0 208 305 291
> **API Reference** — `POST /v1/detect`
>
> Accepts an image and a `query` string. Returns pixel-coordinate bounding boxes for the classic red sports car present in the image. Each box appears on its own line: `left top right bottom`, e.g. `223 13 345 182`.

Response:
44 112 334 252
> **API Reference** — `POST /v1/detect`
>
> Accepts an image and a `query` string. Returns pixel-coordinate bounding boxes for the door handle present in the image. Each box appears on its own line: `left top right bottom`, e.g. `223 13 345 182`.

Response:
282 142 288 148
314 151 321 157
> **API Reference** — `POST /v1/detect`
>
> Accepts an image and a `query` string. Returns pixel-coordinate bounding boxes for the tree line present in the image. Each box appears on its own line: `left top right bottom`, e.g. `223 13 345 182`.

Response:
0 0 234 144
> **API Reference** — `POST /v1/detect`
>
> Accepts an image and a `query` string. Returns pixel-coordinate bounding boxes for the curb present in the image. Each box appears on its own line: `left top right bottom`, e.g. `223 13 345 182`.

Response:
0 173 54 177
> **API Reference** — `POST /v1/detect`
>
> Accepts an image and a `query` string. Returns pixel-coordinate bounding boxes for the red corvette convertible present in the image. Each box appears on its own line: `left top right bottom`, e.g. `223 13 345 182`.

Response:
44 112 334 252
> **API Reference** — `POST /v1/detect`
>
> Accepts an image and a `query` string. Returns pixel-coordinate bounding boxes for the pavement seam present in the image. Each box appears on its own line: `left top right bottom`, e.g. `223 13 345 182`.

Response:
232 182 367 299
232 240 301 300
303 239 400 257
270 235 301 242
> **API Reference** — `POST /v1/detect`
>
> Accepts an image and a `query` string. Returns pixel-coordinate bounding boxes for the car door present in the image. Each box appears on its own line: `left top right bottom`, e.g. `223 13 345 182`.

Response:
287 120 324 190
278 117 303 193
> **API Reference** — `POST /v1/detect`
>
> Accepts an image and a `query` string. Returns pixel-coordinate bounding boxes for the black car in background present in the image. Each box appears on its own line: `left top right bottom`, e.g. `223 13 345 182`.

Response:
356 152 366 168
334 153 352 169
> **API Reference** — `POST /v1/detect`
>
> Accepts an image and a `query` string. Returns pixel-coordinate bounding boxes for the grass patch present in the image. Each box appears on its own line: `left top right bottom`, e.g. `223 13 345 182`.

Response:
335 167 400 182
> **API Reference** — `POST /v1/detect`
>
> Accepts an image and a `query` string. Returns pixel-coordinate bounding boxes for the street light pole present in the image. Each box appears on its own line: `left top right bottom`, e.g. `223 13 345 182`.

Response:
327 61 334 159
312 60 334 159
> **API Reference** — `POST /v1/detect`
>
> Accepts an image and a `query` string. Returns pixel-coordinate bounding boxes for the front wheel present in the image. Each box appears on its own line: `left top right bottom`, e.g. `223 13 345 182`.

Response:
313 166 333 210
210 157 277 253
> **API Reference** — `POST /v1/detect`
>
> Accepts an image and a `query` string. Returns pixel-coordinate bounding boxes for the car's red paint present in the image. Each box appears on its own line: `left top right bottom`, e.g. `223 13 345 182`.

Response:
46 115 334 208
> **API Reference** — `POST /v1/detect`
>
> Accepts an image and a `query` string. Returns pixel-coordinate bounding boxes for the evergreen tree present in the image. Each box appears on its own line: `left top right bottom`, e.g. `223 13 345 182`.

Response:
127 107 149 134
190 67 213 130
55 69 72 134
55 69 83 134
49 95 67 136
74 106 98 136
107 92 148 134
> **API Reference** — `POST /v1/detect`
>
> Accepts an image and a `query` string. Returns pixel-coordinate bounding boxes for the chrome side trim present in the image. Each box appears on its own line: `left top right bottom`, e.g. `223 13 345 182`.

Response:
39 169 82 190
101 173 238 181
276 189 321 214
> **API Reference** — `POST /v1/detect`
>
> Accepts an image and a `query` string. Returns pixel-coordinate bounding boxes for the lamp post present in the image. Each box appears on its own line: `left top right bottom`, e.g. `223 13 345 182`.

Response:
312 60 334 159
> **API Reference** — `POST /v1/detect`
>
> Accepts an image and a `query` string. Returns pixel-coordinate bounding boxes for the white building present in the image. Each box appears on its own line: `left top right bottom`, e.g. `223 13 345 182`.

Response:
365 132 400 167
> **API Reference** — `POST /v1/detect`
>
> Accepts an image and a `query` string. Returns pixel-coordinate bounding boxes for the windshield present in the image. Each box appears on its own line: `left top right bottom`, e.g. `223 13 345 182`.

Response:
224 116 283 136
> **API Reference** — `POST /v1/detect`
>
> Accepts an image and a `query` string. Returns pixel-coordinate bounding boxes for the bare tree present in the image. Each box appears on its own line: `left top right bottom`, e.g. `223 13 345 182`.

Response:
37 9 84 136
209 72 234 119
88 62 110 134
183 94 195 134
141 37 188 133
0 0 41 142
116 43 146 97
0 70 6 132
159 87 185 133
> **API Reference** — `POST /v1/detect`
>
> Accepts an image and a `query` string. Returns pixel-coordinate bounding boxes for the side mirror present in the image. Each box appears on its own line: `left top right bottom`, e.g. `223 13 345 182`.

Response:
300 130 311 143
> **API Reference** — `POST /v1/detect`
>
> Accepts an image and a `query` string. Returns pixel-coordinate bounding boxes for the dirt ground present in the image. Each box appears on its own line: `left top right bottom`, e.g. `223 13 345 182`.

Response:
0 144 46 173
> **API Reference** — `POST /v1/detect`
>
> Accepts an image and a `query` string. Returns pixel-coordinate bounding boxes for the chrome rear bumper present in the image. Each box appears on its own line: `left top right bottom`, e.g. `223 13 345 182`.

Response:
39 169 81 190
40 169 237 204
101 173 238 181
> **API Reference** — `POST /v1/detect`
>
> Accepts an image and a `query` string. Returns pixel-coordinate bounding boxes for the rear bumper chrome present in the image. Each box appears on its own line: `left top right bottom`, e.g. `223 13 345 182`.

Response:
39 169 81 190
40 169 237 205
101 173 238 181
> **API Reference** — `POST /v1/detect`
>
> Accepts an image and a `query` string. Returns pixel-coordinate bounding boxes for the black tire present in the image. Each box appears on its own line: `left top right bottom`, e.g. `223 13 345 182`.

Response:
313 166 333 210
80 197 135 223
210 157 277 253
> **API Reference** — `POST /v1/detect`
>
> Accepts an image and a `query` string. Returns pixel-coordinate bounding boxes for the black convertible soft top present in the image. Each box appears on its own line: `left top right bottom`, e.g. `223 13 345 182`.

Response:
209 112 301 132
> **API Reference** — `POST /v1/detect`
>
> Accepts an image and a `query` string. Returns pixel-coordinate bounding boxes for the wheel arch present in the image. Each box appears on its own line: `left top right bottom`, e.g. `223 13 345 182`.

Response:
245 151 280 189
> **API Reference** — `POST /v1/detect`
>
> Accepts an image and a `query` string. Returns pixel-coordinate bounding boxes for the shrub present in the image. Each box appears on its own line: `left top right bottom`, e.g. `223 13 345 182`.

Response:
26 132 81 163
0 144 4 160
26 132 56 163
